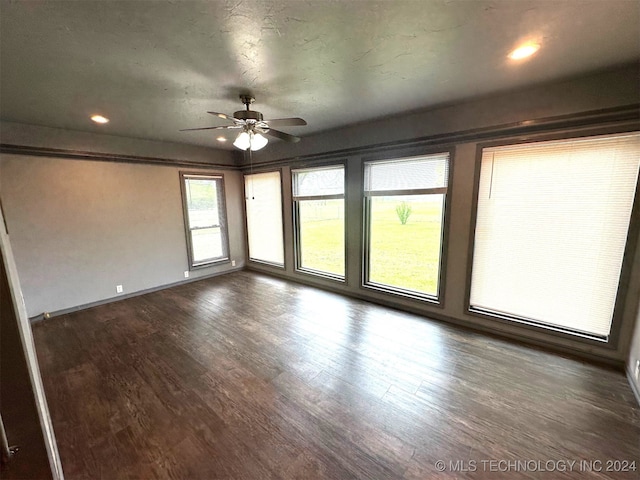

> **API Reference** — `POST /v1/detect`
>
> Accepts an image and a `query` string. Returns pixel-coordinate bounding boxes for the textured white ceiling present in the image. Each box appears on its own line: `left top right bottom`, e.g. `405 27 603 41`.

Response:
1 0 638 150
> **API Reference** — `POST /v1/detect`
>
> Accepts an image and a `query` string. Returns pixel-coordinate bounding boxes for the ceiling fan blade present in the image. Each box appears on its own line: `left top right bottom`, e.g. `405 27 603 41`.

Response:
179 125 239 131
262 117 307 127
264 128 301 143
207 111 242 123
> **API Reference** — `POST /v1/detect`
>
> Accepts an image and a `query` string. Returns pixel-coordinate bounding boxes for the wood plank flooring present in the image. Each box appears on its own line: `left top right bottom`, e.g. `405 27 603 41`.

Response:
32 271 639 479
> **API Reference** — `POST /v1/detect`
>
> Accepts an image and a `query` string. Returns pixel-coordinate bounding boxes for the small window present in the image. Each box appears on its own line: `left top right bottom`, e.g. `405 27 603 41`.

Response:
292 165 345 279
470 132 640 339
180 173 229 268
245 171 284 266
363 153 449 300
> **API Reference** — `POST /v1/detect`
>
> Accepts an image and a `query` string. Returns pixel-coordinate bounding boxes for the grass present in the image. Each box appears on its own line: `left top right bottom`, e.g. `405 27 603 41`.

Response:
299 200 345 276
299 196 443 294
369 197 443 295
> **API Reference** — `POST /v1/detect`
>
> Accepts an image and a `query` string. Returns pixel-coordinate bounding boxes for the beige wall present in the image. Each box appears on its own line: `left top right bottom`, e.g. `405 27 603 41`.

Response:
0 154 245 318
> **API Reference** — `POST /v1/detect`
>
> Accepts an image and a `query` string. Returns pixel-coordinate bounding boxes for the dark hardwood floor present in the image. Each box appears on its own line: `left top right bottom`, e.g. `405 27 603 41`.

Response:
32 271 639 479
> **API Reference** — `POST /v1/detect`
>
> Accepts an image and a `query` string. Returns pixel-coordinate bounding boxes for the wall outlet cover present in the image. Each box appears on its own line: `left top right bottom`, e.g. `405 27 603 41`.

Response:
232 260 236 267
184 271 189 278
116 285 123 294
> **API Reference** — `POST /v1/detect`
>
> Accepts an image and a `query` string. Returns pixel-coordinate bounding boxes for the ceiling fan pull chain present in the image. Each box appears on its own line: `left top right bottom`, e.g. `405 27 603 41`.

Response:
249 148 255 200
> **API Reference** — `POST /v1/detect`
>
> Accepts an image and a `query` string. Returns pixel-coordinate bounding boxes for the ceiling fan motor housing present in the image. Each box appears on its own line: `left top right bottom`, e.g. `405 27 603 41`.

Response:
233 110 264 122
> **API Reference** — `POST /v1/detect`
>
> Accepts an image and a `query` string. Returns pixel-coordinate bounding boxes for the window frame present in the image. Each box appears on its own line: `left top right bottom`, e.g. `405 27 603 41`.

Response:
179 172 230 269
291 162 347 282
361 150 453 304
243 169 286 269
465 128 640 348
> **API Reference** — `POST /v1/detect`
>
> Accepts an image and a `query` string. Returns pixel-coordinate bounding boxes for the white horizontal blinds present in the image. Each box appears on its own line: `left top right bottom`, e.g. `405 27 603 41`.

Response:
364 153 449 193
470 132 640 337
245 172 284 265
292 166 345 198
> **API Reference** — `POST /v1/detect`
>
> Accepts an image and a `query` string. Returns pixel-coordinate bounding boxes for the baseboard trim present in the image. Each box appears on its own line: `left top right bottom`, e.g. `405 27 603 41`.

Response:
246 265 625 370
31 265 628 372
29 266 245 323
627 367 640 407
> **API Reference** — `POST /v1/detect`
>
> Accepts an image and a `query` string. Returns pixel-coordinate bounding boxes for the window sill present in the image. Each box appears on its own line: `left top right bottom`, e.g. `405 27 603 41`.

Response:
362 282 441 306
248 259 285 269
467 307 611 345
190 258 230 270
295 267 346 283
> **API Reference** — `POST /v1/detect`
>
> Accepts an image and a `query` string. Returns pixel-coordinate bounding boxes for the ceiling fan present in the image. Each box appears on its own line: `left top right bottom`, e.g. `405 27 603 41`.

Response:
180 95 307 151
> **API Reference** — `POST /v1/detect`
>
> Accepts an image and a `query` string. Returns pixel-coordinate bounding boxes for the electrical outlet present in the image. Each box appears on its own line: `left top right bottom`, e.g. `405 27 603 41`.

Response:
116 285 123 294
232 260 236 267
184 271 189 278
635 360 640 381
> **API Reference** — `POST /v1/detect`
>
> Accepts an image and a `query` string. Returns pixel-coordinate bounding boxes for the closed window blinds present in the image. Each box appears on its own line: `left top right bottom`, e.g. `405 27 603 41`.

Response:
470 132 640 338
245 171 284 266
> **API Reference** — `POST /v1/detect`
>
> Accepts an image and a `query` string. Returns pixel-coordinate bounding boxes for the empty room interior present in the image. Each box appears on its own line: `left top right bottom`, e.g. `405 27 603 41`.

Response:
1 1 640 479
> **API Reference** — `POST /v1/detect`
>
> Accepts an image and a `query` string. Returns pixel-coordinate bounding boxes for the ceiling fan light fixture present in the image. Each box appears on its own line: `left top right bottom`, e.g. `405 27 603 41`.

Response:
182 96 304 149
233 131 268 151
251 132 268 151
233 131 251 150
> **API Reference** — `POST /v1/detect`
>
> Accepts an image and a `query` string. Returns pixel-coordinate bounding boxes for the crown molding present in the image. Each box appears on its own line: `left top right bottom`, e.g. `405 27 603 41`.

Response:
0 144 240 170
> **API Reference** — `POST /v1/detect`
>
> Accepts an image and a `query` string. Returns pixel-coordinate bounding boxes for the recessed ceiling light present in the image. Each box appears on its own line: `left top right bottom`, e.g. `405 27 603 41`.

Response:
508 43 540 60
216 136 227 142
90 114 109 124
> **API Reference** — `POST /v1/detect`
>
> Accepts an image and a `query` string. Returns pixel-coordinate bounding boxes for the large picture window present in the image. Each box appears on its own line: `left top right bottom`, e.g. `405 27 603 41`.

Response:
292 165 345 279
245 171 284 266
180 173 229 268
363 153 449 299
470 132 640 338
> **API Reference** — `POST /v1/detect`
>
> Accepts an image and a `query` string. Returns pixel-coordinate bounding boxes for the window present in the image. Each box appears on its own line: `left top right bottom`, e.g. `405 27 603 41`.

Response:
363 153 449 299
245 171 284 266
292 165 345 279
470 132 640 339
180 173 229 268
